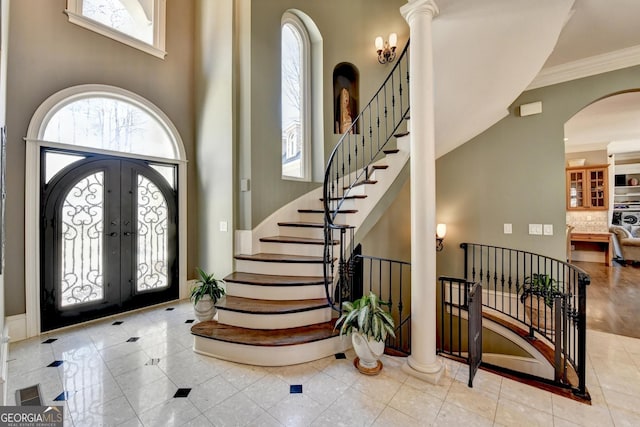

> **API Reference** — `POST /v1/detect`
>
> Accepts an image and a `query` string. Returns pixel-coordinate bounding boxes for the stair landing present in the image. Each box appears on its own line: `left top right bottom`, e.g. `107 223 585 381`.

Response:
192 320 339 346
191 320 350 366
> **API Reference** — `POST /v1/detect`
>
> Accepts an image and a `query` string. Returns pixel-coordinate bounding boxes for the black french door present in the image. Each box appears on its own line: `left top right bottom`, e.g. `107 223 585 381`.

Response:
40 150 178 331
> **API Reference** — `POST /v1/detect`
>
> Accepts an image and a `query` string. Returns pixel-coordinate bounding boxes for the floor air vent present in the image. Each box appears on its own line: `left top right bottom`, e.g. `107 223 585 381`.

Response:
16 384 42 406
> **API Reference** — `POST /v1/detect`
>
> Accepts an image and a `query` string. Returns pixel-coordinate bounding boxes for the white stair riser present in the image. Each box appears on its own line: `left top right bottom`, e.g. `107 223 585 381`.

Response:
325 183 367 198
321 198 359 211
297 212 354 224
259 241 326 257
234 259 325 276
276 226 324 240
225 282 327 300
217 307 331 329
193 335 352 367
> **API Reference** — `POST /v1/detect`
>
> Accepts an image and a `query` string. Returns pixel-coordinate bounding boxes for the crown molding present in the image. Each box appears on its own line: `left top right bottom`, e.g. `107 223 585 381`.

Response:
528 44 640 90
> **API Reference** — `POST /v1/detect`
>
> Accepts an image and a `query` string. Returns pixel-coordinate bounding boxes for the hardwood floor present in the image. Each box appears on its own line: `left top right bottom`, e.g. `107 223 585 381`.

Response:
574 260 640 339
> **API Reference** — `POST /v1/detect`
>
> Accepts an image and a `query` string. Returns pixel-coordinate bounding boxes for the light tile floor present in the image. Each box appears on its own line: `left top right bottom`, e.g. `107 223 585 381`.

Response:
7 300 640 426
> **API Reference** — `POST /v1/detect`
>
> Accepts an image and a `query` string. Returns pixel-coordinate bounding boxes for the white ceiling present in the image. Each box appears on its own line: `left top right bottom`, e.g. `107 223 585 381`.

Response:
544 0 640 68
564 92 640 152
432 0 575 157
426 0 640 157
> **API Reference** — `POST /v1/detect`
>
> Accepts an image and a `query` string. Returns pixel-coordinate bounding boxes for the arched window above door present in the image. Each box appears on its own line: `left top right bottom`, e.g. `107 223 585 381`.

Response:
31 85 184 161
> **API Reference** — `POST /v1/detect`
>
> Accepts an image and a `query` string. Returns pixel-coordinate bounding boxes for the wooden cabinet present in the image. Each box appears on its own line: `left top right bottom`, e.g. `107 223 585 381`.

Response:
566 165 608 210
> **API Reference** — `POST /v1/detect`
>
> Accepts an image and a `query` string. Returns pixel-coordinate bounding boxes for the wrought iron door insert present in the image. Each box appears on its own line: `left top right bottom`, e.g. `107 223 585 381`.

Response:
40 149 178 331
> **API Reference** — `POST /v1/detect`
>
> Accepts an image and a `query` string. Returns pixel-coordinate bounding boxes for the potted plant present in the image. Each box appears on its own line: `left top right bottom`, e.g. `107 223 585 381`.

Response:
190 267 226 322
518 273 561 332
334 292 395 375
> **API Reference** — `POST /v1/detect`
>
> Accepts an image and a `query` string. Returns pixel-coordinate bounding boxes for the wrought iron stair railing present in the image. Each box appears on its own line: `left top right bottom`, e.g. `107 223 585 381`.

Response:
323 40 410 310
438 243 591 400
336 244 411 355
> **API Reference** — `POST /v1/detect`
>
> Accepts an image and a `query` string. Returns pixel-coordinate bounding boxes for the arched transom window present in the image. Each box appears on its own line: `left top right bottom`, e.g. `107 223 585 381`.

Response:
40 88 180 160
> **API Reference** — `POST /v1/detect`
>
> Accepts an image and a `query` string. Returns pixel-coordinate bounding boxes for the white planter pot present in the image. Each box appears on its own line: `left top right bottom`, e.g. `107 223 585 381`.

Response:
194 295 217 322
351 332 385 374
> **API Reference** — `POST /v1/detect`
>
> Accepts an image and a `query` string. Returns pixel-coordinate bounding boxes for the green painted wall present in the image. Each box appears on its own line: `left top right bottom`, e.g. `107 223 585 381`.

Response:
436 65 640 279
195 0 235 279
242 0 408 229
4 0 196 315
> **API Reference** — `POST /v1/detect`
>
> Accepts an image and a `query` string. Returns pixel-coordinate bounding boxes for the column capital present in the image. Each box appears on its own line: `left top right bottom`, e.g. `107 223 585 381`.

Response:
400 0 439 22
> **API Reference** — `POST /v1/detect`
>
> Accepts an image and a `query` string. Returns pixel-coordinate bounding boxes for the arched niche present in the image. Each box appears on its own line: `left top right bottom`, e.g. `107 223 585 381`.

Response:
333 63 359 134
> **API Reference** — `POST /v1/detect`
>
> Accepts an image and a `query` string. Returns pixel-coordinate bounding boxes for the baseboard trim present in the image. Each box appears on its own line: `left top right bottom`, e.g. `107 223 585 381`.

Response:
10 298 192 342
6 314 27 343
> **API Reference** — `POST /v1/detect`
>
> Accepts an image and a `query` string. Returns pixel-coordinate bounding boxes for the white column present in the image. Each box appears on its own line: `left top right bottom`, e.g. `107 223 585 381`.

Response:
400 0 443 384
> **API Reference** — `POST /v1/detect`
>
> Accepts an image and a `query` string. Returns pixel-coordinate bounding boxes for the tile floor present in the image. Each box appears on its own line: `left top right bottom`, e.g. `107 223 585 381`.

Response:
7 300 640 426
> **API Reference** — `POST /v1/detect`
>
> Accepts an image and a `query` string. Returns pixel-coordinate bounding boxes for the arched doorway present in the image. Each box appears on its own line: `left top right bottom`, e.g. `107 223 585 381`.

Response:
25 85 187 335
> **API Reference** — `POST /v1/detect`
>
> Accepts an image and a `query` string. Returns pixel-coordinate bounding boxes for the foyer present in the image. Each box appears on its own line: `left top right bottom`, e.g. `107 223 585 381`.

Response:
7 300 640 426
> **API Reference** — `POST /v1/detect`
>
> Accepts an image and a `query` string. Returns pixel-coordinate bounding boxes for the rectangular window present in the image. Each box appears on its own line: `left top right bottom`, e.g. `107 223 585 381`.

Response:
65 0 166 59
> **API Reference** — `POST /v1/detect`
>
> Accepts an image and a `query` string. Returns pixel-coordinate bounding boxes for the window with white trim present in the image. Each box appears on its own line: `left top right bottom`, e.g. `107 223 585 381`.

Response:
42 93 178 159
65 0 166 59
281 13 311 181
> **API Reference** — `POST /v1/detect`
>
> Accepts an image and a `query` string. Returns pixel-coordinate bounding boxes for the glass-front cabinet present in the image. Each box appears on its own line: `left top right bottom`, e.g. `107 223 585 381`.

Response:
566 165 608 210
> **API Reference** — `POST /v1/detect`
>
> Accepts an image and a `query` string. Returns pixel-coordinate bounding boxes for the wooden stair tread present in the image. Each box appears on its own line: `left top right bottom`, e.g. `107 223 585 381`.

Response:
383 148 400 154
298 208 358 214
278 221 354 230
320 195 367 201
191 320 339 347
278 221 323 228
277 221 352 229
259 235 336 245
394 131 409 138
370 165 389 170
216 295 329 314
234 253 326 264
224 271 327 286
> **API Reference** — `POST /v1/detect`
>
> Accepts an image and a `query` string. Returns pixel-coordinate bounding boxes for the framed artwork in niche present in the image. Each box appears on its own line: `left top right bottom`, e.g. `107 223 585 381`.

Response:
333 63 359 134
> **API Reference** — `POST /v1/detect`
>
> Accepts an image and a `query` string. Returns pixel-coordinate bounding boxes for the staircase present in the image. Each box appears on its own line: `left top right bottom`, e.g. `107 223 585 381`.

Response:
191 137 410 366
192 41 411 366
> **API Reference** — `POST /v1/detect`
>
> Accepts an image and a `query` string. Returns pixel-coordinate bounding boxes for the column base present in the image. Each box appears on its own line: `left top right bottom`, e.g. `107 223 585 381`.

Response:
402 356 444 385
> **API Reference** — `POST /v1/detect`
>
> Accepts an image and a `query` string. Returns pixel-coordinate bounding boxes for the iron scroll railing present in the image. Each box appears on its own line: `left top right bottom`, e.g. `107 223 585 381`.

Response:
336 248 412 356
323 41 410 311
458 243 591 399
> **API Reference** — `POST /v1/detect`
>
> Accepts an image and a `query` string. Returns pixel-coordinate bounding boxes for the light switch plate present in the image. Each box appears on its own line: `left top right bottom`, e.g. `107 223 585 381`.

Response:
219 221 228 232
543 224 553 236
504 223 512 234
529 224 542 235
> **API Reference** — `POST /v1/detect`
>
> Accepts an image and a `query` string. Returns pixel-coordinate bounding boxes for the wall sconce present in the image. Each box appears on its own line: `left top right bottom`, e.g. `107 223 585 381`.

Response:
375 33 397 64
436 223 447 252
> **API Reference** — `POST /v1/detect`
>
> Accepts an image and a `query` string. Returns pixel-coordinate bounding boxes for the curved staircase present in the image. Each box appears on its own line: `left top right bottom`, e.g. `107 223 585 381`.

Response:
191 137 410 366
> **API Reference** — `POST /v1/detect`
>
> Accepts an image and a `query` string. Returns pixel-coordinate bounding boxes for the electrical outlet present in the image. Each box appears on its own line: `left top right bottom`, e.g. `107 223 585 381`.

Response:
504 223 512 234
543 224 553 236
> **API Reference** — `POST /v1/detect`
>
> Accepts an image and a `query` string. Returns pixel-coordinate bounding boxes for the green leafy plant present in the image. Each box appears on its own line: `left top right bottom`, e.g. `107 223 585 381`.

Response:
518 273 561 309
334 292 396 342
190 267 226 305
